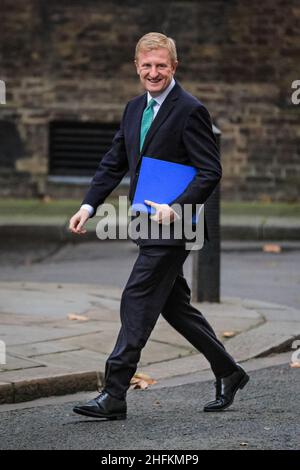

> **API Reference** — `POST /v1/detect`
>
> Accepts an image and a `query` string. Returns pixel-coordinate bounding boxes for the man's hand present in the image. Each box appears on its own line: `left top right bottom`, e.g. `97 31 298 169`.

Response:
69 208 90 235
144 200 179 225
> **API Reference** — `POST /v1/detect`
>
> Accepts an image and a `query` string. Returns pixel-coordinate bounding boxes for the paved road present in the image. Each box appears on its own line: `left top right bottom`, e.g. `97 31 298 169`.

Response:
1 240 300 309
0 362 298 450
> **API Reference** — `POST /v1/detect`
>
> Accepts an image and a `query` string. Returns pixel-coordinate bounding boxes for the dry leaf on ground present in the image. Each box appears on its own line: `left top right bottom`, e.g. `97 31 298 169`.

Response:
130 372 157 390
222 331 236 338
67 313 89 321
263 244 281 253
290 361 300 368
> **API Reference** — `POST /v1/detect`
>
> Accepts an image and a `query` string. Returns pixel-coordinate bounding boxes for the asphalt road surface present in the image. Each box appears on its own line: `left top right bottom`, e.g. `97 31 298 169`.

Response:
1 240 300 309
0 363 299 450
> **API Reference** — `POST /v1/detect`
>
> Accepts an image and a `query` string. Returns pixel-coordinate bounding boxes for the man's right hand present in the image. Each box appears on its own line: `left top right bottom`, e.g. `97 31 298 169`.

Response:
69 208 90 235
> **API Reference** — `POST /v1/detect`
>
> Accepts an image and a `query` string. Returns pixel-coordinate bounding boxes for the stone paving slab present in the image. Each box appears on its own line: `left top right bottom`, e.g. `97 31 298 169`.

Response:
33 349 108 371
140 339 193 365
0 354 45 372
226 321 300 361
206 298 262 319
148 316 259 346
57 325 195 353
9 341 82 358
257 307 300 322
1 324 104 346
0 282 123 317
240 298 290 310
0 366 73 384
141 353 211 380
0 312 52 325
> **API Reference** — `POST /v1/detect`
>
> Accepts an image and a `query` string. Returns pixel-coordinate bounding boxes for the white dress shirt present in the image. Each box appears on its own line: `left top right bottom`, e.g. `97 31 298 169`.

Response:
81 77 176 217
147 77 176 119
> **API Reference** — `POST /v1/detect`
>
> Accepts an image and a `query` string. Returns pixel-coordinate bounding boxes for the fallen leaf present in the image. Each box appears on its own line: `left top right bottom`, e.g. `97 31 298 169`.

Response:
263 244 281 253
222 331 236 338
131 379 150 390
67 313 89 321
133 372 156 383
130 372 157 390
290 361 300 368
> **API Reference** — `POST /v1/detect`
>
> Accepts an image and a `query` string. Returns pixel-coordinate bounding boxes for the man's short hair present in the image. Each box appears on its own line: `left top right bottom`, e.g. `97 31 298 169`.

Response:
135 32 177 64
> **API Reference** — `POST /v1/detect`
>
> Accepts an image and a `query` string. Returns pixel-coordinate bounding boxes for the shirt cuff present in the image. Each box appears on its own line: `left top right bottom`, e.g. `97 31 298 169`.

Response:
80 204 94 216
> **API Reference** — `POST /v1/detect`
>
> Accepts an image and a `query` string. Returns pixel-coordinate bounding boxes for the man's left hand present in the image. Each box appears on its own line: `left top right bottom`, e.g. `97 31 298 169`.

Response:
144 200 179 225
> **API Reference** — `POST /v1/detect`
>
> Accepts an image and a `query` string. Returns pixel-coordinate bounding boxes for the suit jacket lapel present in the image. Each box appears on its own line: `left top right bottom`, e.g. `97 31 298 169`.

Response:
136 81 181 167
130 93 147 166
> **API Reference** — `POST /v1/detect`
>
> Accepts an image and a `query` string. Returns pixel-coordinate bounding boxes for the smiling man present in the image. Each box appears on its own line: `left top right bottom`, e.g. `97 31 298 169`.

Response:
70 32 249 420
137 46 177 95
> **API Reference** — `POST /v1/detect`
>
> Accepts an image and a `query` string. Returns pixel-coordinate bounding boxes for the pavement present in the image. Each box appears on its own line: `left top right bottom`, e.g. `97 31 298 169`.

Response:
1 280 299 405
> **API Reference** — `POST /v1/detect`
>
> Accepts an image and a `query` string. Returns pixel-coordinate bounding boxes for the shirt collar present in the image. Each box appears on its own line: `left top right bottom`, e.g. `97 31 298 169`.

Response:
147 77 176 106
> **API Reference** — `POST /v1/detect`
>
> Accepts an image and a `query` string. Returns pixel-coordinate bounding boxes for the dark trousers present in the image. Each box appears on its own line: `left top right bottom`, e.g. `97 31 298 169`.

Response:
104 245 238 400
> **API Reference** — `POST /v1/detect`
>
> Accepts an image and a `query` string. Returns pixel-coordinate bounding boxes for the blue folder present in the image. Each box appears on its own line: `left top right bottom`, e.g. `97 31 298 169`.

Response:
132 156 200 223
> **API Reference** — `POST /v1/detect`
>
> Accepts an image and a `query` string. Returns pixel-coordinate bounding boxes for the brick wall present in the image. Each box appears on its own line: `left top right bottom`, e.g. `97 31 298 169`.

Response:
0 0 299 201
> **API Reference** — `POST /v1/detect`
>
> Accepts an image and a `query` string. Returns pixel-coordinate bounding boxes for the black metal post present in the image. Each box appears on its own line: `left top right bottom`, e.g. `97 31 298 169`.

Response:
192 125 221 303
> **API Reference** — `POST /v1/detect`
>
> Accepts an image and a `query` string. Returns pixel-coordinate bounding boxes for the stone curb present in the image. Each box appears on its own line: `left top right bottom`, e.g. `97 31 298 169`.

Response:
0 221 299 243
0 371 98 405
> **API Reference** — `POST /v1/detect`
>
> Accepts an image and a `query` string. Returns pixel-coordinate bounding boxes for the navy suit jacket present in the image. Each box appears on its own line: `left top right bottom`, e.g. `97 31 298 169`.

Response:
82 80 222 246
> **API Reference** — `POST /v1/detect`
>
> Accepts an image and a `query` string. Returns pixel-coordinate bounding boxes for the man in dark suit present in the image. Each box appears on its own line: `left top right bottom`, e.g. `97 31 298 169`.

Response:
70 32 249 420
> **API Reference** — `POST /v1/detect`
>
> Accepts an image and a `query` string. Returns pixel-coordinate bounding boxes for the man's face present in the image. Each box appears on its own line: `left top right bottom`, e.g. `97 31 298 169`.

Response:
135 48 178 96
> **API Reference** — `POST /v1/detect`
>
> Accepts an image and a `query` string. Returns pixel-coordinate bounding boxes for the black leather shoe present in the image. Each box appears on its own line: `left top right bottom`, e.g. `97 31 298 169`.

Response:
73 390 127 420
203 365 249 412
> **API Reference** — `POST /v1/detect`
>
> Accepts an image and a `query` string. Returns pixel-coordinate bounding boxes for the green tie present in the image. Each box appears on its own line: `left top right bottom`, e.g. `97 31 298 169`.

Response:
140 98 156 152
